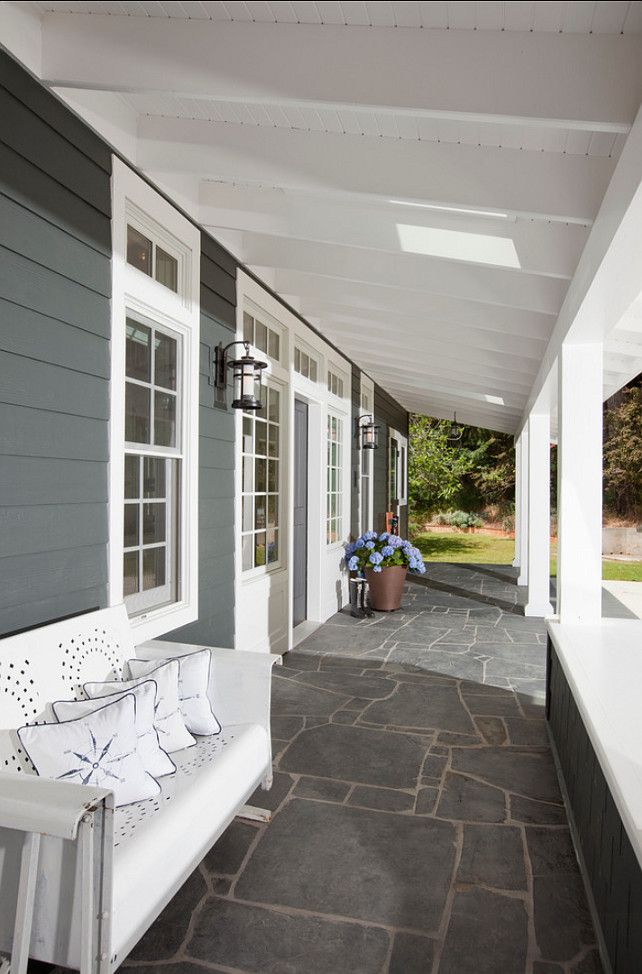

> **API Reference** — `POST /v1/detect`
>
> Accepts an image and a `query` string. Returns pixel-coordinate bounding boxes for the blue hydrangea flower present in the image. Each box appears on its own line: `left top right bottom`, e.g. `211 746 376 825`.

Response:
344 542 356 557
378 532 389 542
364 530 378 541
381 545 394 557
373 564 383 573
369 551 383 565
365 540 375 550
355 538 365 549
348 556 359 571
387 535 403 548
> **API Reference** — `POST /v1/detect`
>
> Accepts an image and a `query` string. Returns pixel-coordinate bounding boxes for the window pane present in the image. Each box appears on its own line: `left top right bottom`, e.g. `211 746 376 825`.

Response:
242 495 253 531
155 246 178 293
294 347 300 372
255 419 267 456
123 551 139 596
255 531 266 567
154 391 177 447
243 312 254 343
268 495 278 528
155 332 177 390
143 457 166 498
267 460 278 493
124 504 139 548
126 319 151 382
268 329 280 361
127 226 152 277
243 456 253 492
268 387 279 423
301 353 309 379
255 458 267 493
242 416 253 453
268 423 278 458
242 534 253 571
125 382 151 443
255 495 266 531
255 320 268 353
143 502 166 544
143 547 166 590
310 359 317 382
267 528 278 564
124 454 139 499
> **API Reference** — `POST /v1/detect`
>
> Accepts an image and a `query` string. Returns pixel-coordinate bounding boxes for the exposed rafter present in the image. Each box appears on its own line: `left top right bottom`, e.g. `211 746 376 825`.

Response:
41 16 642 127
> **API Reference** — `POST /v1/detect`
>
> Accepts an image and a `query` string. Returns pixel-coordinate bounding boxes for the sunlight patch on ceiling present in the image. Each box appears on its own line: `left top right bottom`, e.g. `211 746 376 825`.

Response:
396 223 521 268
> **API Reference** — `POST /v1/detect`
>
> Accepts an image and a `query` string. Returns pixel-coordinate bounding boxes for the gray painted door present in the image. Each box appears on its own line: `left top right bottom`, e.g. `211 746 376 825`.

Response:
293 399 308 626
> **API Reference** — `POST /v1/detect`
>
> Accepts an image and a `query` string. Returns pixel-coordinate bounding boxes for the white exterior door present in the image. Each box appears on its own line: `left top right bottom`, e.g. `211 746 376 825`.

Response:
388 428 408 532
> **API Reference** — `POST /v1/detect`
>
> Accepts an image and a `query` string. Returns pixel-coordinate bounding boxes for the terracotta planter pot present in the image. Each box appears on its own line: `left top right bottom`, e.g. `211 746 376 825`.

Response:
365 565 407 611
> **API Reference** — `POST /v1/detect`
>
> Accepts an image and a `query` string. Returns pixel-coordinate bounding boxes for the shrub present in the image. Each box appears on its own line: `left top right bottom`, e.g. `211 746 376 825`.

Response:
432 510 483 530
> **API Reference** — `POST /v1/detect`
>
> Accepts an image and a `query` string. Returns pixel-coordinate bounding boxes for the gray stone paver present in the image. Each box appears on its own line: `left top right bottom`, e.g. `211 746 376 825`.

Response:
120 565 602 974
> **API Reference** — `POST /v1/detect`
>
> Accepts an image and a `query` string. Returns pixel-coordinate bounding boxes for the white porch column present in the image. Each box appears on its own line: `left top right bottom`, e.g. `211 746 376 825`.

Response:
557 342 603 624
512 436 521 569
525 412 554 617
516 428 529 586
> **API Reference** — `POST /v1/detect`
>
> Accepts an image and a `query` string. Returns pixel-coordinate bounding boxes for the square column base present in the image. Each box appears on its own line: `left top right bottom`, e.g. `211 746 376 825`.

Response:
524 601 554 618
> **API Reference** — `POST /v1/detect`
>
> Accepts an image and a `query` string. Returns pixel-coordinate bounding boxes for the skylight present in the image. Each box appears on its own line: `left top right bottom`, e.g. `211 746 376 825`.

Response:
396 224 521 269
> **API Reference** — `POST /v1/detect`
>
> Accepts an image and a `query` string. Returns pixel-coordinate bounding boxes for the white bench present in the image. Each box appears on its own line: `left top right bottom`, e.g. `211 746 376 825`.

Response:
0 605 280 974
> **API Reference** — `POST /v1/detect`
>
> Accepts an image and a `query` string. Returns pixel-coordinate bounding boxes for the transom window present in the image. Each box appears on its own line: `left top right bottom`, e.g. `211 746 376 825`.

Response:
127 224 178 293
123 315 181 612
243 311 280 362
327 413 343 545
294 345 318 382
241 385 281 571
328 369 344 398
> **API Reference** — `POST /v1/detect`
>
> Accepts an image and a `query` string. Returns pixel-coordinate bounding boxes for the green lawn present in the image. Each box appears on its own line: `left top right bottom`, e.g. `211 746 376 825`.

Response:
412 531 642 582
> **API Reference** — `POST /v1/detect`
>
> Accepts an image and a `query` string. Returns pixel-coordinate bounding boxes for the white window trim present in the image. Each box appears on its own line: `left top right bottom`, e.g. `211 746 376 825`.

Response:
359 373 375 535
109 157 200 643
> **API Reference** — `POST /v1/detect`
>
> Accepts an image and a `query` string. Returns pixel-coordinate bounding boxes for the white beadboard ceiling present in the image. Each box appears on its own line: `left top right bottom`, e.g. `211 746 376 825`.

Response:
7 0 642 431
31 1 642 33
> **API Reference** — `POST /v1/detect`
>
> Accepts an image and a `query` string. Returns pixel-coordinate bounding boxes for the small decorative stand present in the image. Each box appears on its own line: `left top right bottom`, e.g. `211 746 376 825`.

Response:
349 576 374 618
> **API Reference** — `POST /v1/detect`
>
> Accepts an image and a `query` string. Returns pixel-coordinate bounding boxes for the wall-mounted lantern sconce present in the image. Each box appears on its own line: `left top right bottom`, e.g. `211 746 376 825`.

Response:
447 412 463 442
214 341 267 410
357 413 380 450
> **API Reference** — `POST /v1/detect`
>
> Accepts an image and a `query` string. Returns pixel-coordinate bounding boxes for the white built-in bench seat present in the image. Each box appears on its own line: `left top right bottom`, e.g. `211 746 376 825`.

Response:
0 606 279 974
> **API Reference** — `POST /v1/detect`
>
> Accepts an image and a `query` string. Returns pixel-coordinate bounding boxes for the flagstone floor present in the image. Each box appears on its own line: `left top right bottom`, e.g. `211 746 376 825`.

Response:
121 569 602 974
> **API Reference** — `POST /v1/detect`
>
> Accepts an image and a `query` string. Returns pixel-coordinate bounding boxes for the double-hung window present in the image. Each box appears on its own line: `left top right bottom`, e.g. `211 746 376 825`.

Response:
327 413 344 545
111 158 200 641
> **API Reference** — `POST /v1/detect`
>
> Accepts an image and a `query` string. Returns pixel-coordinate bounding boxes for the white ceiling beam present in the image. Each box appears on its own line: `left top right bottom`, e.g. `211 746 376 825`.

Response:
330 354 534 399
308 305 547 360
40 16 642 127
271 269 555 340
200 182 589 280
322 328 539 380
242 234 567 315
138 117 612 223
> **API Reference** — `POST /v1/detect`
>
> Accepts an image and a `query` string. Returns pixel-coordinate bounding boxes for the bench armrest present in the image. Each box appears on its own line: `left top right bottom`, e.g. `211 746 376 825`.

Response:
0 772 112 840
137 640 281 740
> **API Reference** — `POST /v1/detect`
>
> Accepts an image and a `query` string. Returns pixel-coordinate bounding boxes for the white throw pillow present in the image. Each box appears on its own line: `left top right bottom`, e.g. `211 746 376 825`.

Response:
52 680 175 779
17 694 160 808
85 659 195 754
127 650 221 736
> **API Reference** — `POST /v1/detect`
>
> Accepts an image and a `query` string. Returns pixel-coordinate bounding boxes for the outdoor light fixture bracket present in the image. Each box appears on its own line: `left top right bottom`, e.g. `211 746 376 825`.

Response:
212 340 268 411
447 412 463 442
357 413 380 450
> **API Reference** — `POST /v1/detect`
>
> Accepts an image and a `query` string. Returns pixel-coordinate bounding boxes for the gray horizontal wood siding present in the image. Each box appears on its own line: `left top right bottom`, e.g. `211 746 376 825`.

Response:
374 384 410 537
163 236 237 648
548 642 642 973
0 50 111 636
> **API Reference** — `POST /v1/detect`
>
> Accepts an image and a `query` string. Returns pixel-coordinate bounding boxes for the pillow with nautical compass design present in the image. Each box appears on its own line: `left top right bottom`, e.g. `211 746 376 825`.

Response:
85 659 195 754
127 650 221 736
52 680 175 778
17 693 160 807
